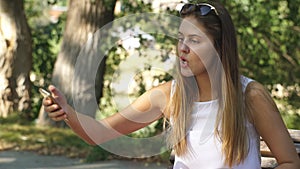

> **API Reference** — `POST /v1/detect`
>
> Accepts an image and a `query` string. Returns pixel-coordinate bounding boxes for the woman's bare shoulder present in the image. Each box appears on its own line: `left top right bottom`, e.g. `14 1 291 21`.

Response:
245 81 269 99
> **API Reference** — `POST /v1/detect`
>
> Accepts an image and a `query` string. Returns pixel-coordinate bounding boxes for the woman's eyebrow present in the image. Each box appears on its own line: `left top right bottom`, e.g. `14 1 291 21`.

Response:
178 32 202 38
188 34 202 38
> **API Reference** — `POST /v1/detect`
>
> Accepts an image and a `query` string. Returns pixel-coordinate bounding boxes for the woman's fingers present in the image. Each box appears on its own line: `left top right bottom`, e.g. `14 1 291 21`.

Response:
42 94 66 121
47 109 66 121
44 102 60 112
52 113 67 121
41 85 70 122
43 97 55 106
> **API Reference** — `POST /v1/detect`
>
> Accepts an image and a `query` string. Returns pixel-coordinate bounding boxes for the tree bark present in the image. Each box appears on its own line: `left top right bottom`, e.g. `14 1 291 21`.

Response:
37 0 116 126
0 0 32 118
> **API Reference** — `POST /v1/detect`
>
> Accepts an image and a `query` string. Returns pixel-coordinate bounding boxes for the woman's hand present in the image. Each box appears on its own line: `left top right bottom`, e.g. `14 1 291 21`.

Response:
42 85 69 121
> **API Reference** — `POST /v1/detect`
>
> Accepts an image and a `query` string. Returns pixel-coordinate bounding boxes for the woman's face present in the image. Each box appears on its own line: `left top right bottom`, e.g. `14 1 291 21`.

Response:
177 16 218 77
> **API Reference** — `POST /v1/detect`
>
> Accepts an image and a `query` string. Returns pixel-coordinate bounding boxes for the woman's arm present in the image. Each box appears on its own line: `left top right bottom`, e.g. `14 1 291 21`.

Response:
245 82 300 169
43 82 171 145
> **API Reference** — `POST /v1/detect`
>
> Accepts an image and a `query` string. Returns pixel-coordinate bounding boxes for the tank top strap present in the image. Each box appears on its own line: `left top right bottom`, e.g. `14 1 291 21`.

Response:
241 75 254 93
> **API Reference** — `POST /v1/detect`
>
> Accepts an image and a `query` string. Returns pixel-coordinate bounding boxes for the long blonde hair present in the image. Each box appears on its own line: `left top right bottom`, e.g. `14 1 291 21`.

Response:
166 1 249 167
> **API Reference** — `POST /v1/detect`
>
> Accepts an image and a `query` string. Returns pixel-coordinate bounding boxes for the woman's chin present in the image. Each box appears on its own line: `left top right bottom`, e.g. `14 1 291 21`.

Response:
180 70 194 77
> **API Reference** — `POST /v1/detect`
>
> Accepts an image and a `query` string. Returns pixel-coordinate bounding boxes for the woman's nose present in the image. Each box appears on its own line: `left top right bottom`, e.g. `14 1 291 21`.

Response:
179 42 190 54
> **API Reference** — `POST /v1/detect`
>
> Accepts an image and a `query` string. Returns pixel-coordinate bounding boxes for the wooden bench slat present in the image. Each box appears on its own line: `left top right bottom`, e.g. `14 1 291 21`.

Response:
260 129 300 158
261 157 277 169
260 141 300 157
288 129 300 143
260 140 273 157
294 143 300 156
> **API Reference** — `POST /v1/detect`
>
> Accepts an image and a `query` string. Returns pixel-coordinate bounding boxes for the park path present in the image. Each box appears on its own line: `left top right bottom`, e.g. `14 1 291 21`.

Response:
0 150 168 169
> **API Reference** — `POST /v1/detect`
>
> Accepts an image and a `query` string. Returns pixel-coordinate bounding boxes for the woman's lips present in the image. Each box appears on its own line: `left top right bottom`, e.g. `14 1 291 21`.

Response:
180 56 188 68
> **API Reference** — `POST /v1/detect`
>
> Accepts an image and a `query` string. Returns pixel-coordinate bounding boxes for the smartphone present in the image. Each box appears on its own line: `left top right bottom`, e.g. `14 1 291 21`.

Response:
39 88 56 103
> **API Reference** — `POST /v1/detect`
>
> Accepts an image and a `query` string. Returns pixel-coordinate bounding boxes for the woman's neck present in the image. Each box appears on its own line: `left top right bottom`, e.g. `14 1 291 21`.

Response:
195 73 217 102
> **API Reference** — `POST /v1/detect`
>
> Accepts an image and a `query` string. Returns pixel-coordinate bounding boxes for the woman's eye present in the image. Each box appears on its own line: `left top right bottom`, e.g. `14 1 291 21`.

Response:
178 37 184 42
189 39 200 44
177 36 200 44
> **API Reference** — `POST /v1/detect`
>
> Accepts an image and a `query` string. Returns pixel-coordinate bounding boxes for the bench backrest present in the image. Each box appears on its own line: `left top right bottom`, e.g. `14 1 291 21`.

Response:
261 129 300 169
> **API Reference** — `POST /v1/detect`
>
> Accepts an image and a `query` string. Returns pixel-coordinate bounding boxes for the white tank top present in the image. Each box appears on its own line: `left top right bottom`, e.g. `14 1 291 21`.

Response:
172 76 261 169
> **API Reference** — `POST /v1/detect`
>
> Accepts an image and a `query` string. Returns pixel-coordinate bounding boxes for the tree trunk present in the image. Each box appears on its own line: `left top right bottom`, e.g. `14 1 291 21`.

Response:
0 0 32 118
37 0 116 126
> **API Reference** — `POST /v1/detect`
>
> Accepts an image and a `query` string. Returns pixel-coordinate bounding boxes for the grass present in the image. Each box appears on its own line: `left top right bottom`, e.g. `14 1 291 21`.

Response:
0 115 170 163
0 120 93 159
0 114 117 162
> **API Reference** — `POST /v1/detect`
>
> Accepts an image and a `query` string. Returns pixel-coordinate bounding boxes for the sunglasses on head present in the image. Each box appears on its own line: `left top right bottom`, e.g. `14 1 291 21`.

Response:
180 3 219 16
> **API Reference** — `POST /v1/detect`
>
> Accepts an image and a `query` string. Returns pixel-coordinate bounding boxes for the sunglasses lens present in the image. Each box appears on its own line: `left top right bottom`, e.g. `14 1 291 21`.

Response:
199 5 212 15
180 3 217 16
180 4 194 14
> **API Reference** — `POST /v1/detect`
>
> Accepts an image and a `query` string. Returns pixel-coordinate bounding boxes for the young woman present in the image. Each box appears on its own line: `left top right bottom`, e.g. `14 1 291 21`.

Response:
43 1 300 168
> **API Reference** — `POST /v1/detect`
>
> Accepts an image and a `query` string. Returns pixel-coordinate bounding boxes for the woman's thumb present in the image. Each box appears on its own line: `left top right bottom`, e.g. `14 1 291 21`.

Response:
48 85 67 106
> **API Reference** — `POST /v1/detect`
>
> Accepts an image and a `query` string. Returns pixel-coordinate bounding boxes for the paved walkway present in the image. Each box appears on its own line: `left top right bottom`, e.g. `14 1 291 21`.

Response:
0 151 168 169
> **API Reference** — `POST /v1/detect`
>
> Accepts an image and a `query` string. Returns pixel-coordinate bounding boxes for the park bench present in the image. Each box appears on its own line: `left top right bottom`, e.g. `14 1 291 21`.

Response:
261 129 300 168
168 129 300 169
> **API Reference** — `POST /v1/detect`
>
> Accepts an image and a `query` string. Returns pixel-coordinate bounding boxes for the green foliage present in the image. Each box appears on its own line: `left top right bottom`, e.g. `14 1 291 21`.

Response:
85 146 112 162
25 0 66 119
227 0 300 124
219 0 300 85
281 113 300 130
117 0 152 16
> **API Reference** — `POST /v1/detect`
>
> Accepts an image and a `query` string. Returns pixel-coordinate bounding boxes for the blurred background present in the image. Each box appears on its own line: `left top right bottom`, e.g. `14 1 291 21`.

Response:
0 0 299 164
